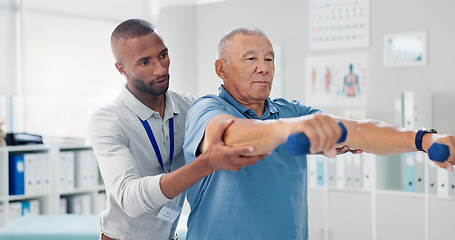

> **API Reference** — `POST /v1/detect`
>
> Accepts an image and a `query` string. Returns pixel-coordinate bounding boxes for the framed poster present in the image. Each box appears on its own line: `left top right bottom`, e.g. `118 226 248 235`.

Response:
384 31 427 67
305 54 368 107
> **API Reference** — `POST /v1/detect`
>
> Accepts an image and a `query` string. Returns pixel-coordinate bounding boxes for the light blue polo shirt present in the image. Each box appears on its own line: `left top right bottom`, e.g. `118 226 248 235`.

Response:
183 85 320 240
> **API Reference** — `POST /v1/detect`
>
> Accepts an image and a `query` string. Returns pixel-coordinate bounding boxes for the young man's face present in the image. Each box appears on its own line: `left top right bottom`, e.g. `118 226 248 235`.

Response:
223 33 275 106
115 32 170 96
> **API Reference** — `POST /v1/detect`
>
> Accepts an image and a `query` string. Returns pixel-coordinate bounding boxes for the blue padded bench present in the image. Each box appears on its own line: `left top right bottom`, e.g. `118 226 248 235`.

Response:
0 214 100 240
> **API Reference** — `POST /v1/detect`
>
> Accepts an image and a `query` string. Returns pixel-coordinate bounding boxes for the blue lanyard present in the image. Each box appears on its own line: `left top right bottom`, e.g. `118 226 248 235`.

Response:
138 117 174 173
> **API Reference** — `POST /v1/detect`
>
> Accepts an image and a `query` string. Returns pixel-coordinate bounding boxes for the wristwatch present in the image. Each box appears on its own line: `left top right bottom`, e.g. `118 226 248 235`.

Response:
415 128 437 152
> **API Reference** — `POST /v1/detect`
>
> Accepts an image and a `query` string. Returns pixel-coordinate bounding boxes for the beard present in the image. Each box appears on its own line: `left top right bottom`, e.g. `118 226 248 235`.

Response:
129 74 170 96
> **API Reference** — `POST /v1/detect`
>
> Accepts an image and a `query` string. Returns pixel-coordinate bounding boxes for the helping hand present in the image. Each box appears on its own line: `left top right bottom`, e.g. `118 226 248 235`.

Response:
203 119 268 172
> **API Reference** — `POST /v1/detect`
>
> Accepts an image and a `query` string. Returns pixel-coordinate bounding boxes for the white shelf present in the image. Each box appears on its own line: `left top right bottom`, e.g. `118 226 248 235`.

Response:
308 153 455 240
326 186 371 194
7 194 50 201
0 144 105 229
375 189 426 198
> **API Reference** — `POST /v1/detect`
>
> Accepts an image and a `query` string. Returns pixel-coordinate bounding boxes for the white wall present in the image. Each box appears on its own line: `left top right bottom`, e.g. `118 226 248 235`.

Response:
158 5 198 95
162 0 455 134
0 0 17 95
0 0 155 138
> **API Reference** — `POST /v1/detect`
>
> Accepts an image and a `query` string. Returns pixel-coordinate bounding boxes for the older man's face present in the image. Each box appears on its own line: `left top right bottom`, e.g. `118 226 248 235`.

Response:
223 34 275 105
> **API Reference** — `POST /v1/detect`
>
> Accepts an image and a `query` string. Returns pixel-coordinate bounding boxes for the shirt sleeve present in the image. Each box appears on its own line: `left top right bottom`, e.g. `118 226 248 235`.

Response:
183 96 228 205
181 92 197 104
289 99 321 116
183 95 228 164
88 109 171 218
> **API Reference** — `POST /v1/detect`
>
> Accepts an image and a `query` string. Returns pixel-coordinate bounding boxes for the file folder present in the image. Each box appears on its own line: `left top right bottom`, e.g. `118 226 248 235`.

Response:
404 153 415 193
336 154 346 189
29 199 40 215
362 153 374 191
75 150 96 189
68 195 92 214
344 153 354 188
21 201 31 216
327 157 336 187
307 155 317 187
59 151 75 191
8 202 22 221
39 153 52 194
8 155 25 195
26 154 41 195
353 154 363 189
437 166 449 196
68 196 83 214
316 155 324 186
60 197 68 214
414 152 425 193
448 171 455 197
66 152 75 191
428 160 438 195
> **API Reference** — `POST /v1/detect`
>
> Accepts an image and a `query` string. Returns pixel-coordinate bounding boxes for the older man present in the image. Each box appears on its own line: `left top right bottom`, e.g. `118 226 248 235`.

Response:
88 20 265 240
183 27 455 239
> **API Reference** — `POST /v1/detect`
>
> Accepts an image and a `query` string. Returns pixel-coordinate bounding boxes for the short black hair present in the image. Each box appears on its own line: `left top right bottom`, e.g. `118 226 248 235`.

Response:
111 18 156 42
111 19 163 62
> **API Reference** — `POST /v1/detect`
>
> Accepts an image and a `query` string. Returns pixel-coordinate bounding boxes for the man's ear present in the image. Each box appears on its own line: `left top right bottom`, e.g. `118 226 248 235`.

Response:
115 62 126 76
215 59 226 79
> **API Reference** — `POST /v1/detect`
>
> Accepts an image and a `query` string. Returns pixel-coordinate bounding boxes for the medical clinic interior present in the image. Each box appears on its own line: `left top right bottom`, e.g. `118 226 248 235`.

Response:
1 0 455 239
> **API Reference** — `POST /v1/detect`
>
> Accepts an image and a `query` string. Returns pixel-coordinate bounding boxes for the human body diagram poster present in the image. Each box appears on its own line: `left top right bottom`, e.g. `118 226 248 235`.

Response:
305 54 368 106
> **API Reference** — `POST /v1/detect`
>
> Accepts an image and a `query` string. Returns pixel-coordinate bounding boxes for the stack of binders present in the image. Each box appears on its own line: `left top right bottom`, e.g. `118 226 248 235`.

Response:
7 200 39 222
74 150 97 189
58 151 76 192
404 151 455 196
307 155 326 187
67 194 92 214
307 152 374 190
8 153 51 196
58 149 97 192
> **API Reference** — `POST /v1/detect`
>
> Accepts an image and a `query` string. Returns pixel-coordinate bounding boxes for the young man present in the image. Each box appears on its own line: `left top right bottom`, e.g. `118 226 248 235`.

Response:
88 19 265 240
183 27 455 239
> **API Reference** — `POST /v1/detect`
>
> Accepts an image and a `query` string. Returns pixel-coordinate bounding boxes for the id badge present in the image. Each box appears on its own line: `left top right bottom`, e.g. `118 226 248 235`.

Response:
157 203 182 223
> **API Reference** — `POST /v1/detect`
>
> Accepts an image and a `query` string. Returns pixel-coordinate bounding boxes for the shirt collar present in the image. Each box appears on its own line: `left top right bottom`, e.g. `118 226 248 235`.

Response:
119 83 178 121
218 84 278 119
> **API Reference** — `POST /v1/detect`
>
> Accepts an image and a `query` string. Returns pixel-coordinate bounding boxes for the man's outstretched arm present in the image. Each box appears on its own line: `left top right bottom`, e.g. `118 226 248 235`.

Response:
160 119 266 199
200 113 455 171
200 113 343 157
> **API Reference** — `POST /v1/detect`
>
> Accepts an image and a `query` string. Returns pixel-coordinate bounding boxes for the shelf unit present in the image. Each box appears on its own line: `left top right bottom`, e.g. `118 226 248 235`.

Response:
308 153 455 240
0 144 105 229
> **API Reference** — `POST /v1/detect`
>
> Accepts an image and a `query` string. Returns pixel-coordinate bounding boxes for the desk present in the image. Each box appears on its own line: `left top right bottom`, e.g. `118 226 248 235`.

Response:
0 214 100 240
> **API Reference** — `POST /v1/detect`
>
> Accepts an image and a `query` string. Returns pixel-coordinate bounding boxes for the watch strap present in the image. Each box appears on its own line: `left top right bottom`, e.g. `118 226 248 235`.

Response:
415 128 437 152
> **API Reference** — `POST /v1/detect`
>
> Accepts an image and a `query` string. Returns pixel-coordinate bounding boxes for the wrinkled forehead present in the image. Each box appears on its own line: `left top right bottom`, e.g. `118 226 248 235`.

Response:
231 34 274 56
